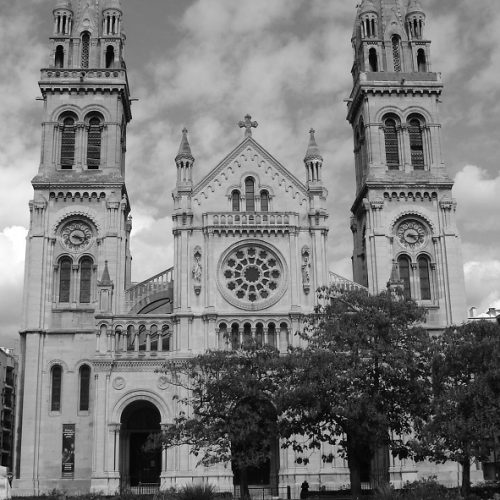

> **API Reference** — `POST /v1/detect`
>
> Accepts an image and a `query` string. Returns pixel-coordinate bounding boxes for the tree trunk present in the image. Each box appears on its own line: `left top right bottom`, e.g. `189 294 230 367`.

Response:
348 453 362 500
461 458 471 498
239 467 250 500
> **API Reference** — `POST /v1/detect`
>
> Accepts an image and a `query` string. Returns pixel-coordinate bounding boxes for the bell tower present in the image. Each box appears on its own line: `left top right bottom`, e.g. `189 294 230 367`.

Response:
347 0 466 329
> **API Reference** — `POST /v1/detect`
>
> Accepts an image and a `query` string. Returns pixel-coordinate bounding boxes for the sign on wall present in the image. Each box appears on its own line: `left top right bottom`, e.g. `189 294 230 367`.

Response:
62 424 75 478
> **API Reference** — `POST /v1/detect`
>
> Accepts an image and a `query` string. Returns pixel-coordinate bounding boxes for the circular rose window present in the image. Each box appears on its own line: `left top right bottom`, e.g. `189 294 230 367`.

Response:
217 242 288 311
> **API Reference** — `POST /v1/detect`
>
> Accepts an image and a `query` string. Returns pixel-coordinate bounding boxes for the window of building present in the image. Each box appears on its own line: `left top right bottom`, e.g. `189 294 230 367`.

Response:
55 45 64 68
417 49 427 72
261 190 269 212
79 364 90 411
369 48 378 72
81 31 90 68
384 117 399 169
87 116 102 169
418 255 431 300
60 116 76 169
51 365 62 412
79 257 92 303
232 190 240 211
105 45 114 69
408 118 424 170
59 257 72 302
398 255 411 298
392 35 401 72
245 177 255 212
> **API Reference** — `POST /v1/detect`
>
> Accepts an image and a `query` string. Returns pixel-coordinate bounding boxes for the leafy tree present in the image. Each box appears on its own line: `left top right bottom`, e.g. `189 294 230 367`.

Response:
158 343 283 499
413 320 500 497
281 286 431 499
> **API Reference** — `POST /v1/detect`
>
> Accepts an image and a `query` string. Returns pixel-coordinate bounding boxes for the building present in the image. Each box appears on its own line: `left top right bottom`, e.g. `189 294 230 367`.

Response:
14 0 470 496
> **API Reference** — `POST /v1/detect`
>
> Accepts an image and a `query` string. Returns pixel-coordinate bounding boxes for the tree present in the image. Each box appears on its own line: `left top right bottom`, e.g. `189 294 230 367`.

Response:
281 286 432 499
158 342 284 499
414 320 500 497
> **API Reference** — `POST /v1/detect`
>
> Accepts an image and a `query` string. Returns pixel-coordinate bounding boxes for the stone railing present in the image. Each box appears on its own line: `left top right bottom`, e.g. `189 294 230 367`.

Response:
203 212 299 233
329 272 368 293
125 267 173 306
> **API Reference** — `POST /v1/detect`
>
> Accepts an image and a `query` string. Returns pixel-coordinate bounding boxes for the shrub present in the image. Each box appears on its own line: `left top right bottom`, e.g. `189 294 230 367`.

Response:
176 484 216 500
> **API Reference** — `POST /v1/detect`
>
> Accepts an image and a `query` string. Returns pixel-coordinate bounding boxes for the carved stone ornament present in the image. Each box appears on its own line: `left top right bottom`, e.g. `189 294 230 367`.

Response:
396 219 427 250
157 376 169 390
192 247 202 295
301 247 311 294
112 376 126 390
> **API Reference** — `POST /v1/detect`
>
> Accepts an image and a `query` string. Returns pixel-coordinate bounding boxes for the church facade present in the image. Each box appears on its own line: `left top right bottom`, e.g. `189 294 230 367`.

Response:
14 0 469 496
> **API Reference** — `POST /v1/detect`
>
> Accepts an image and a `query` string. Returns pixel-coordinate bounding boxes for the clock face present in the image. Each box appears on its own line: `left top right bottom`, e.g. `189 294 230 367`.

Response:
397 220 426 249
61 221 93 251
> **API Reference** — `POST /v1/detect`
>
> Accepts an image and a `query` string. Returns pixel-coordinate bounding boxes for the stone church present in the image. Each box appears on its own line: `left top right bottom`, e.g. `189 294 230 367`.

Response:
14 0 470 496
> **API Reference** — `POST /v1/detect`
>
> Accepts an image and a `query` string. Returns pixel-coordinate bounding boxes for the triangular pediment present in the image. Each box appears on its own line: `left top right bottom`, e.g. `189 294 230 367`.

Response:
192 137 308 208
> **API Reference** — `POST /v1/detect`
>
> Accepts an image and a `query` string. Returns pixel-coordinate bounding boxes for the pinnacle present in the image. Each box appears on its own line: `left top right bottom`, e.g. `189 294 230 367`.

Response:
99 260 113 286
304 128 323 162
176 128 194 161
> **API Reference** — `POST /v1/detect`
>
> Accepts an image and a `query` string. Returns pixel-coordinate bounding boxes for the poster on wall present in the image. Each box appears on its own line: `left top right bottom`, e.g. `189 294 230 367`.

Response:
62 424 75 478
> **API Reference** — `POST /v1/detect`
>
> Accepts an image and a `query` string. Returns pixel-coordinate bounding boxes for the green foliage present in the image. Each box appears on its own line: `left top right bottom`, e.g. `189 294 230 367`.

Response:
282 287 431 495
175 484 216 500
413 321 500 494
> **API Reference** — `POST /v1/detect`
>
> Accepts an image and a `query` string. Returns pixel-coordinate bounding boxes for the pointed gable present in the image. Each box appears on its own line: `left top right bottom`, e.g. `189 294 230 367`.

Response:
192 137 308 209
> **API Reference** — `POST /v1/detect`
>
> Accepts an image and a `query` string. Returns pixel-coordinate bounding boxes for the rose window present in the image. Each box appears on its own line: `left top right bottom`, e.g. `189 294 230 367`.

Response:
218 242 287 310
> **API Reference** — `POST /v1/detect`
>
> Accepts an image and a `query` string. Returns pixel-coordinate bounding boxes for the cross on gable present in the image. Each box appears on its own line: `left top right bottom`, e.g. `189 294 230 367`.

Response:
238 114 258 138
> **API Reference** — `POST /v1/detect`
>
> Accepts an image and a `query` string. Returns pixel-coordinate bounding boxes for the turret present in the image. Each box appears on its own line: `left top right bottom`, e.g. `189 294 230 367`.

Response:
359 0 379 39
406 0 426 40
175 128 195 187
102 0 123 36
303 128 323 185
53 0 73 36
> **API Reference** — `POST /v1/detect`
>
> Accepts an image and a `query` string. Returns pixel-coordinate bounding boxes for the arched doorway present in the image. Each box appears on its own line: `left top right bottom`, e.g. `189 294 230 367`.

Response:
120 400 161 487
231 398 279 497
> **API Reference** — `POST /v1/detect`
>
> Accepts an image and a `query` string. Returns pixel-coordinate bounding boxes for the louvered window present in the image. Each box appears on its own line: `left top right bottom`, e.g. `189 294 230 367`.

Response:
87 117 102 169
79 257 92 303
418 256 431 300
245 177 255 212
61 117 75 169
398 255 411 299
59 257 71 302
261 190 269 212
51 365 62 412
81 32 90 68
392 35 401 72
384 118 399 169
79 365 90 411
409 119 424 170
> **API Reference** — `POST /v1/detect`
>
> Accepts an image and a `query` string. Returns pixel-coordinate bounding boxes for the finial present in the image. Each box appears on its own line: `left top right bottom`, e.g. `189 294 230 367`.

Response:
238 114 258 138
99 260 112 286
176 127 194 161
304 128 323 162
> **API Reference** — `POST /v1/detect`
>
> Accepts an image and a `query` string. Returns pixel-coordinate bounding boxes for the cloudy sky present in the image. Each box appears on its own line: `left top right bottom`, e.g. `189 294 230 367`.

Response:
0 0 499 348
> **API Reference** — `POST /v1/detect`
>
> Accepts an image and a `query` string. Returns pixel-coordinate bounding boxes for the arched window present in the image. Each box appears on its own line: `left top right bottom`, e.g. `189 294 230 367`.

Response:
392 35 401 72
418 256 431 300
261 190 269 212
55 45 64 68
369 48 378 72
59 257 72 302
81 31 90 68
384 117 399 170
79 257 92 303
232 190 240 211
87 116 102 169
245 177 255 212
79 364 91 411
398 255 411 298
417 49 427 72
51 365 62 412
60 116 76 169
105 45 114 69
408 118 424 170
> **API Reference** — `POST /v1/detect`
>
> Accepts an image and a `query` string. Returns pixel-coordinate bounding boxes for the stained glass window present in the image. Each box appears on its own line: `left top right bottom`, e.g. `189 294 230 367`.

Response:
51 365 62 412
79 365 90 411
418 256 431 300
59 257 71 302
245 177 255 212
398 255 411 299
79 257 92 303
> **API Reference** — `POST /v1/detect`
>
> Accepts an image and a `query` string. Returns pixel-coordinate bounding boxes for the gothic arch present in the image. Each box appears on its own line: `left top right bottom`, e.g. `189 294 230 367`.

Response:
111 389 170 423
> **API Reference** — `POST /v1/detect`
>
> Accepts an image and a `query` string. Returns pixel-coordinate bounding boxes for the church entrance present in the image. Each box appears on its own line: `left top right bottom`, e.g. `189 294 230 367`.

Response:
120 400 161 488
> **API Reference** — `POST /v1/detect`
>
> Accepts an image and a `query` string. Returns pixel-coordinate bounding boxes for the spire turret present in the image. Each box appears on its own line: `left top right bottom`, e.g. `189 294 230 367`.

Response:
304 128 323 184
406 0 426 40
53 0 73 36
175 128 194 186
